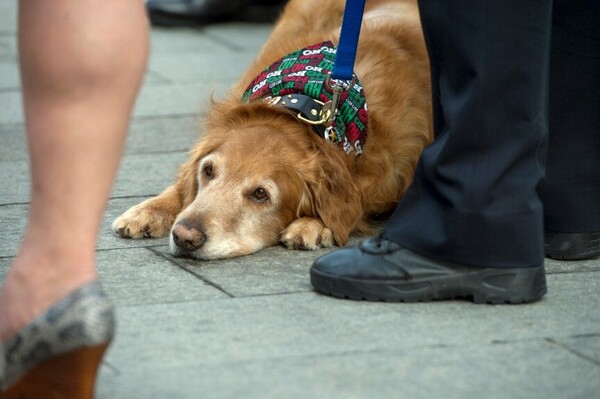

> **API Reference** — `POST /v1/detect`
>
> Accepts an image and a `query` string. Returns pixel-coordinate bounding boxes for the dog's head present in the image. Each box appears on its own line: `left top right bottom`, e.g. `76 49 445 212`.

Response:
170 102 360 259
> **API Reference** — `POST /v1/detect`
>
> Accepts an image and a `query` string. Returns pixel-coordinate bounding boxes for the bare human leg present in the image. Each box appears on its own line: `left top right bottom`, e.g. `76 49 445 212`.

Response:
0 0 148 341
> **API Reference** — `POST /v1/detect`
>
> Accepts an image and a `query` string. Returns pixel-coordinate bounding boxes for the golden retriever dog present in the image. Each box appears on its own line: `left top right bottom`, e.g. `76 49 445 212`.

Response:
112 0 432 259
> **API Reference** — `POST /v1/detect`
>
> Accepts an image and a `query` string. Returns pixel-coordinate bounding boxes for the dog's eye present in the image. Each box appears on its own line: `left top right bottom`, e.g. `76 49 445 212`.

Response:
202 164 213 179
252 187 269 202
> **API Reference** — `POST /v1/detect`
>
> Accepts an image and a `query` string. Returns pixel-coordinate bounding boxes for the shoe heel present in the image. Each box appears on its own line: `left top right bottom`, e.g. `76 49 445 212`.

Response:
473 264 547 304
1 281 114 395
2 343 109 399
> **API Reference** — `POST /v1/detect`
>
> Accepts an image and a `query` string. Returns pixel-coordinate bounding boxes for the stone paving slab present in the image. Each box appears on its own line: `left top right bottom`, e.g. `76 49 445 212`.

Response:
0 258 10 284
0 2 16 33
149 25 271 55
165 244 329 297
0 160 29 205
149 28 231 54
0 203 27 258
203 23 275 52
0 60 18 89
97 340 600 399
0 197 174 258
0 124 26 162
104 273 600 364
96 270 600 398
543 257 600 274
149 25 271 88
112 152 188 199
555 336 600 364
0 152 186 205
0 36 16 64
120 115 202 156
0 82 229 125
148 48 260 84
161 237 600 296
0 58 165 91
0 115 200 162
0 90 21 125
96 247 228 306
132 82 230 119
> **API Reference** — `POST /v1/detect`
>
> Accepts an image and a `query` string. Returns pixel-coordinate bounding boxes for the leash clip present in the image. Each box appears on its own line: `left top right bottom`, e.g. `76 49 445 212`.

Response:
324 72 357 124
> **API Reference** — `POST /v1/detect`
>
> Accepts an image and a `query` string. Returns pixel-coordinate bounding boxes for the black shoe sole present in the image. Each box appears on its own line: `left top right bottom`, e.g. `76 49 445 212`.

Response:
544 231 600 261
310 264 547 304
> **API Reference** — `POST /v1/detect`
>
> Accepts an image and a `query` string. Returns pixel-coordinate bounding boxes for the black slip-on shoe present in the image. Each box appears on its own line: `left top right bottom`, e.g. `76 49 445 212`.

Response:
544 231 600 261
310 237 547 304
146 0 285 27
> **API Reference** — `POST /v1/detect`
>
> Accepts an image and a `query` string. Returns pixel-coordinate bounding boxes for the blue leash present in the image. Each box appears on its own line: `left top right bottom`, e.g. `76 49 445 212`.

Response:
325 0 366 120
331 0 367 82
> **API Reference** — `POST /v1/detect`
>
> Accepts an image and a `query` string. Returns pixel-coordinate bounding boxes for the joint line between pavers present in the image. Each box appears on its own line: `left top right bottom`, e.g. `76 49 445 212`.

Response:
0 201 30 206
545 337 600 367
545 269 600 275
100 359 121 376
95 244 169 254
109 194 160 200
146 246 235 298
202 32 244 52
132 111 206 122
146 69 175 85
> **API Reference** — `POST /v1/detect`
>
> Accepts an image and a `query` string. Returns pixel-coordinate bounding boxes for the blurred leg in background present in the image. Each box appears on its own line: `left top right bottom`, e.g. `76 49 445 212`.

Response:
541 0 600 260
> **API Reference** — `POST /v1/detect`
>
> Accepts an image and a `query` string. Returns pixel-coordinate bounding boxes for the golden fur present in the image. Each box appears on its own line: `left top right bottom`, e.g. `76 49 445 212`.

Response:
113 0 432 259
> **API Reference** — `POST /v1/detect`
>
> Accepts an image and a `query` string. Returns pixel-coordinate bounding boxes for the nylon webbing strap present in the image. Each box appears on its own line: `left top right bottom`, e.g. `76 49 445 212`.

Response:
331 0 367 81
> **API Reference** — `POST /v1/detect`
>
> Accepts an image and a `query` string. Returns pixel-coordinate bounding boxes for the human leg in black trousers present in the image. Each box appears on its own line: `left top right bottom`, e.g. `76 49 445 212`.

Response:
541 0 600 260
310 0 553 303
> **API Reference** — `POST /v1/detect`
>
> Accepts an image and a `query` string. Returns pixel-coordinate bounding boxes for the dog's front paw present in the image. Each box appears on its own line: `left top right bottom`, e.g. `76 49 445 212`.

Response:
112 201 175 239
281 217 335 250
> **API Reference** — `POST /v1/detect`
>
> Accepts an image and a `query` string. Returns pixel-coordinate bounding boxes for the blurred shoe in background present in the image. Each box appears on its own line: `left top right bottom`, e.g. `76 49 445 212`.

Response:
147 0 287 27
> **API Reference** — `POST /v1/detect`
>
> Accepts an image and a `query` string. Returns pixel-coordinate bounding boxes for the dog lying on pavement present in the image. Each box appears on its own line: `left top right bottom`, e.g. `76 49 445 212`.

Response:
113 0 432 259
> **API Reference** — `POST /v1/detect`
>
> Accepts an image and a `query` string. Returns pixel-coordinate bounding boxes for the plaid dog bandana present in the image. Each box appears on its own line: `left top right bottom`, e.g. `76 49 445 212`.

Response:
242 41 368 156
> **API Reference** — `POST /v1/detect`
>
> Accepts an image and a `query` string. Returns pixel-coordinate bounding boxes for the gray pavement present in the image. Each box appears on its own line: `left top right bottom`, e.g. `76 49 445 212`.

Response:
1 2 599 398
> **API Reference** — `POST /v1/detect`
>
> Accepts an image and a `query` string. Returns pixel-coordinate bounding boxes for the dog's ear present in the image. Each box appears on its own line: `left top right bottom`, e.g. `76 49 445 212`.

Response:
174 155 199 207
175 136 220 207
304 152 362 246
172 97 234 207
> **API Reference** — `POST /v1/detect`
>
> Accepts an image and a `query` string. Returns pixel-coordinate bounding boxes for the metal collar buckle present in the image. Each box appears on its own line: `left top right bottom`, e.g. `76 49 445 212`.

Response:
267 94 333 128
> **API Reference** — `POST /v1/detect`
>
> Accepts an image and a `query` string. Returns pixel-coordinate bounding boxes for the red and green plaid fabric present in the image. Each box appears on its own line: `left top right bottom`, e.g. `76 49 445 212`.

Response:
242 41 368 156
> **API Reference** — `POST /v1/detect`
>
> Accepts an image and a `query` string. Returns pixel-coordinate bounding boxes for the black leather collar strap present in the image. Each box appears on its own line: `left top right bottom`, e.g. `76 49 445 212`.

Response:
268 94 330 139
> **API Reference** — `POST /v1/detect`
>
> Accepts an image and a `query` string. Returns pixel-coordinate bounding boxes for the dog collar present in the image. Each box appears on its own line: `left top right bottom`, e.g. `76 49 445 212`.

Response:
242 41 368 156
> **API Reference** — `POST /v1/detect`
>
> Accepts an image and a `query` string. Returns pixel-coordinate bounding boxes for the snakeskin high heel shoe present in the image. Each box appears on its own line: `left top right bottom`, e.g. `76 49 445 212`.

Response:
0 281 115 398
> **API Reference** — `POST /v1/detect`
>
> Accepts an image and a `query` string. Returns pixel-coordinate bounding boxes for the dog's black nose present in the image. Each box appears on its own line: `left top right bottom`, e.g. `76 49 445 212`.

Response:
172 219 206 252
